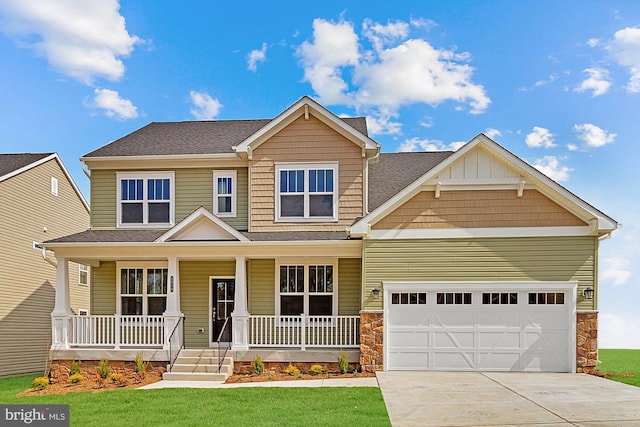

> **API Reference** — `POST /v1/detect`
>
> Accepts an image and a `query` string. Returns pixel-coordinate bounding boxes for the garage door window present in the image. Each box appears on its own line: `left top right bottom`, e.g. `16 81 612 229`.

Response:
437 292 472 305
391 292 427 305
482 292 518 305
528 292 565 304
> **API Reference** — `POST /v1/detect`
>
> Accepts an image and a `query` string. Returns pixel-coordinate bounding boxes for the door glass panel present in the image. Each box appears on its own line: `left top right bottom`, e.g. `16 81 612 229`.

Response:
226 282 235 300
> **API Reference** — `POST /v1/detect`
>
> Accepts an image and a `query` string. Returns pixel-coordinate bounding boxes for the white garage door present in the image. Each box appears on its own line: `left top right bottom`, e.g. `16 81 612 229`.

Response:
385 283 576 372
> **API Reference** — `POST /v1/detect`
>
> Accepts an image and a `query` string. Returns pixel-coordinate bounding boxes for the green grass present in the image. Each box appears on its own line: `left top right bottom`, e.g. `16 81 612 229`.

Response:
598 349 640 387
0 375 390 427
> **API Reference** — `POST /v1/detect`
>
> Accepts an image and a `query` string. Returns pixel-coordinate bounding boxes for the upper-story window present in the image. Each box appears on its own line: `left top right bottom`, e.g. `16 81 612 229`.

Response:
213 170 236 217
275 163 338 222
116 172 174 227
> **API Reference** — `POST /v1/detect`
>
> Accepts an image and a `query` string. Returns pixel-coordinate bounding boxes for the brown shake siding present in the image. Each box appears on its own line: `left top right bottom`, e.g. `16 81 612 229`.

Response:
249 115 364 231
373 190 587 230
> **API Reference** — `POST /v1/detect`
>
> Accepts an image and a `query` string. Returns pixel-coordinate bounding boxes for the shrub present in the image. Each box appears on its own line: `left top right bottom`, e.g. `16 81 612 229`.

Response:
284 363 300 376
69 360 82 376
134 352 148 373
109 372 127 385
68 373 84 384
32 376 49 390
338 349 349 374
96 358 110 379
251 354 265 375
310 364 324 375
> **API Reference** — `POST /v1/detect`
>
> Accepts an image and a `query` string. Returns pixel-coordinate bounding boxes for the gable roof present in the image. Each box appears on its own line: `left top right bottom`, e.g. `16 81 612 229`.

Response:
155 207 249 242
351 133 618 236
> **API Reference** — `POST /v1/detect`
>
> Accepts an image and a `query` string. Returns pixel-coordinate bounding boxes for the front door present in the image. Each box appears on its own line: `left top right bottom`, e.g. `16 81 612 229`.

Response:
211 278 234 344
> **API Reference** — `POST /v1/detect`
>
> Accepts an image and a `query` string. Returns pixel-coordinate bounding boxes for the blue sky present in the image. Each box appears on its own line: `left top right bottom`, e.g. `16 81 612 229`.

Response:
0 1 638 348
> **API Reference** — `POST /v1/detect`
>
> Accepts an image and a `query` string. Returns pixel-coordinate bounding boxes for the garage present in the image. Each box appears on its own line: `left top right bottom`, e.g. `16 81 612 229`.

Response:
384 282 576 372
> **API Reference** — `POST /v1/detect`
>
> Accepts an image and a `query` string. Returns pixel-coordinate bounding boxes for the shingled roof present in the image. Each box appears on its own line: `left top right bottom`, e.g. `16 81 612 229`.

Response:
84 117 368 158
0 153 53 179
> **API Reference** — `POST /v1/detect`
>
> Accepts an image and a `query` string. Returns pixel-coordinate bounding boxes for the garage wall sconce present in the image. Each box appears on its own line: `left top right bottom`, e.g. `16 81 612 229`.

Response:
371 287 381 299
582 286 594 300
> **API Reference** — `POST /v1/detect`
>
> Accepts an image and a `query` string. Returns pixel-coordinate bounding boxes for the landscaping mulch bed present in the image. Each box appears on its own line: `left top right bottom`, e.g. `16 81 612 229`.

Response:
225 369 375 383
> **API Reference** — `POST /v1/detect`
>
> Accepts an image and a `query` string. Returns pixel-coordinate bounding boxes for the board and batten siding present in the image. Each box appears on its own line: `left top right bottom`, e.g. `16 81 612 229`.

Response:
373 190 586 230
249 115 364 232
0 158 89 377
362 236 597 312
91 261 116 315
180 261 235 348
91 168 248 230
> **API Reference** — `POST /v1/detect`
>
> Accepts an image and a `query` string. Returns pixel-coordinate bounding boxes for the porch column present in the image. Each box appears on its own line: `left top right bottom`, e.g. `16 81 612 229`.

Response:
164 257 184 350
51 257 71 350
231 256 249 350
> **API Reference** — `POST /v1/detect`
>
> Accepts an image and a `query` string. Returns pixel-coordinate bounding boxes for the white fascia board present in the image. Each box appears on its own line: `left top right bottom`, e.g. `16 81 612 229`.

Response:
233 96 379 154
81 153 242 169
382 281 578 292
155 206 249 242
368 226 592 240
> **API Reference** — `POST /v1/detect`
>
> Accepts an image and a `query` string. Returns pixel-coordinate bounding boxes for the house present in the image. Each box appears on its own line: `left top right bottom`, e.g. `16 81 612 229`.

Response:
44 97 617 379
0 153 90 377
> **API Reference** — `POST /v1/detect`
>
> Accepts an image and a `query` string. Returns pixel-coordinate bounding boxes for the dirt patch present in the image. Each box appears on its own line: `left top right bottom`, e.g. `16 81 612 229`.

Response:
226 369 375 383
17 370 163 397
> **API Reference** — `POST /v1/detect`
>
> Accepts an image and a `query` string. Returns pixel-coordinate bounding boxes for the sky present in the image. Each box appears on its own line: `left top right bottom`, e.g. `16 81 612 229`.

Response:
0 0 638 348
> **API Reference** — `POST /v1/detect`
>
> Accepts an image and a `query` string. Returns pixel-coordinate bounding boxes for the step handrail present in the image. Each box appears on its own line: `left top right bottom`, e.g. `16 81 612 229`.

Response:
167 316 185 373
216 317 231 374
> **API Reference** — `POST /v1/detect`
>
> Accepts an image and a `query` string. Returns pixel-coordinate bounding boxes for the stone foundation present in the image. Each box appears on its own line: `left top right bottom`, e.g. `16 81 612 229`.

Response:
359 311 384 372
576 312 598 374
234 361 359 375
49 359 165 383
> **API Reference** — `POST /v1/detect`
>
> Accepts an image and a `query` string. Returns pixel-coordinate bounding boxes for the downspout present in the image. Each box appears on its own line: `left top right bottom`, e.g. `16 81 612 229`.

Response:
42 246 57 268
363 151 379 215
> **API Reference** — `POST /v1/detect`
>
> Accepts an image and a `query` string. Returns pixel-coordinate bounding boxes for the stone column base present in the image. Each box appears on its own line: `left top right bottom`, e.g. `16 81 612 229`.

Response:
576 312 598 374
360 311 383 372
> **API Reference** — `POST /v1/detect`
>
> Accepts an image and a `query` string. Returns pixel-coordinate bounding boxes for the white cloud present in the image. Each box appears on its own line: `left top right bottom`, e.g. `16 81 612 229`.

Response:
533 156 572 182
247 42 267 72
567 143 578 151
92 88 138 120
0 0 141 84
587 38 600 47
484 128 501 139
399 137 464 152
574 68 611 96
525 126 556 148
599 312 640 349
573 123 616 147
189 90 222 120
364 114 402 135
607 27 640 92
601 256 632 287
535 73 558 87
296 18 490 135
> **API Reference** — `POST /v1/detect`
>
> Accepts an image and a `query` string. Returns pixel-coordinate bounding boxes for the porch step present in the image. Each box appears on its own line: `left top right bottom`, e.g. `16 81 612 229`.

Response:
163 348 234 382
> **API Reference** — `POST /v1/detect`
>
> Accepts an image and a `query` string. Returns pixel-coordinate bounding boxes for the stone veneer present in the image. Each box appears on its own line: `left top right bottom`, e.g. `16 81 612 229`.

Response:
359 311 384 372
576 312 598 374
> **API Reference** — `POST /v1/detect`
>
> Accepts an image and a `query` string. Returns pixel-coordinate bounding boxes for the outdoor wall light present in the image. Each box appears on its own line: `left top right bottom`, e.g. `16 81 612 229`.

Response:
371 287 381 300
583 286 594 300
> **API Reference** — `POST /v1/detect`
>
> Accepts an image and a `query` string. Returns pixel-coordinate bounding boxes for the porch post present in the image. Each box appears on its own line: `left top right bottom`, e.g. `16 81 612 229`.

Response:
51 257 71 350
164 257 184 350
231 256 249 350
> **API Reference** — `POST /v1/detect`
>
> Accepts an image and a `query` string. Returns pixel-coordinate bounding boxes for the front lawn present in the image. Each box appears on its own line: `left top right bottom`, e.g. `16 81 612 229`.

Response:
598 348 640 387
0 375 390 427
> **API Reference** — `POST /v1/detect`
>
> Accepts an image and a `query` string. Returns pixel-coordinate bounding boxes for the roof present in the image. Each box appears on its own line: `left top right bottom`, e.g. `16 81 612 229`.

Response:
368 151 455 211
0 153 53 179
83 117 368 158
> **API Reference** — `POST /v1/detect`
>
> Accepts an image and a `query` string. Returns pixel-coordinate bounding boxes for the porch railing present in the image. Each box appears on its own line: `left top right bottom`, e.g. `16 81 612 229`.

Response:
249 315 360 350
69 315 165 347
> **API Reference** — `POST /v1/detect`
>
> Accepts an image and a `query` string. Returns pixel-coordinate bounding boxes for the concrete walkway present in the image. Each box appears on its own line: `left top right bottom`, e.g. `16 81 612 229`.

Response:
376 371 640 426
138 376 379 389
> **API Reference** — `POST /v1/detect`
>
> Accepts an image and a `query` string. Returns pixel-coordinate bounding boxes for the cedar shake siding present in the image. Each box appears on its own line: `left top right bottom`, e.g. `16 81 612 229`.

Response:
373 189 587 230
249 115 364 232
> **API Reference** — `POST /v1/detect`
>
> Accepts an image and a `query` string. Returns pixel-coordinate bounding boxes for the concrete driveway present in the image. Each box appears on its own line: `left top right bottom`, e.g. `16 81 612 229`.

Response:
376 371 640 426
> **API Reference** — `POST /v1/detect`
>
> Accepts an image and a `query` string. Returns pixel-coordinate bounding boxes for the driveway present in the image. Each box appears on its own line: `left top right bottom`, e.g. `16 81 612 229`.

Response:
376 371 640 426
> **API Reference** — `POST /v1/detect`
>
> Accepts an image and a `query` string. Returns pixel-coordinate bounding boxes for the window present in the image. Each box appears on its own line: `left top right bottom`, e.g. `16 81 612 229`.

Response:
482 292 518 305
437 292 472 305
117 172 174 227
78 309 89 316
391 292 427 305
213 170 236 217
119 266 167 315
275 163 338 221
51 177 58 196
277 262 336 316
528 292 565 305
79 264 89 286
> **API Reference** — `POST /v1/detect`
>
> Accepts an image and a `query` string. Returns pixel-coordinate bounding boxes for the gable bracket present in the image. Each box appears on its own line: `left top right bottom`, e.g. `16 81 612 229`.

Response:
435 182 441 199
517 180 526 197
304 104 309 120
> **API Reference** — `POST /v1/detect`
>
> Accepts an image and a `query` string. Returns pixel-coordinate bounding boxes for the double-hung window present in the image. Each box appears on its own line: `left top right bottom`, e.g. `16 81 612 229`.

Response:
213 170 236 217
118 264 167 315
117 172 174 227
79 264 89 286
276 163 338 221
277 261 336 316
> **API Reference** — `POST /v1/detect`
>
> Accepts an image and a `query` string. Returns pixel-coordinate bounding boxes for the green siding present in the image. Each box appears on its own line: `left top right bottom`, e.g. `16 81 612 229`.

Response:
91 261 116 315
90 170 116 229
248 259 275 314
338 258 361 315
180 261 235 348
363 236 597 311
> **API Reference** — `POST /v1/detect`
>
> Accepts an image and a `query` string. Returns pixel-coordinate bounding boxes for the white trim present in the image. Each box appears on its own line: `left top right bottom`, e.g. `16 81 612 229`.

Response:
275 258 338 317
116 171 175 228
368 226 593 240
115 261 168 315
209 275 235 346
213 170 237 217
155 206 249 242
78 309 89 316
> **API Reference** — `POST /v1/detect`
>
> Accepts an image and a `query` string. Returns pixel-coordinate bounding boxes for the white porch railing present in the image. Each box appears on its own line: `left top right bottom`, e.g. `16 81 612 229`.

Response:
249 315 360 350
69 315 165 347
